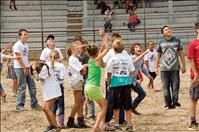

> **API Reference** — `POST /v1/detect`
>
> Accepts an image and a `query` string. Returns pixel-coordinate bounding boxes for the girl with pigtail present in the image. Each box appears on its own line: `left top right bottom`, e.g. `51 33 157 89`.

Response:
30 61 62 132
47 50 66 129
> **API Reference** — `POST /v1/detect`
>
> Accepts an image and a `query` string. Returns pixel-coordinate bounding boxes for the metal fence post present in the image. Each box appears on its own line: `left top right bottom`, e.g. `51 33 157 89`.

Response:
40 0 44 49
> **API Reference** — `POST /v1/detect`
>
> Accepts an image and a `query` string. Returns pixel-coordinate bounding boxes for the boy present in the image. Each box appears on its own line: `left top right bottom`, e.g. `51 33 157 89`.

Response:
156 25 186 109
145 41 157 91
14 29 41 111
188 22 199 130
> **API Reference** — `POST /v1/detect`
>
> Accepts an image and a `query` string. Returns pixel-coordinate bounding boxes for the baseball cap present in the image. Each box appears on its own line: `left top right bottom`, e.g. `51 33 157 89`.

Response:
46 35 55 41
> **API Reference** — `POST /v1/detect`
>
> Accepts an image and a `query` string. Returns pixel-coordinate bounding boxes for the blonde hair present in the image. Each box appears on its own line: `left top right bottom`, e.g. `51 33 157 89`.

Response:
49 50 60 70
113 39 124 53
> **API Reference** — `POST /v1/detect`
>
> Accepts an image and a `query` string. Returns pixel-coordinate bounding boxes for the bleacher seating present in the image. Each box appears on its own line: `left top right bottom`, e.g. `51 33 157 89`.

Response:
1 0 198 54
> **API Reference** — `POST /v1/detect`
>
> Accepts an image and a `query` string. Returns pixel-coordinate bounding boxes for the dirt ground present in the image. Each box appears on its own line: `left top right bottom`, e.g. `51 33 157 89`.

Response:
1 58 199 132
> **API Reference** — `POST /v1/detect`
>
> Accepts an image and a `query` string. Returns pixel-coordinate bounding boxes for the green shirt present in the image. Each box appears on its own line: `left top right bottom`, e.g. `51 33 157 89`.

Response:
87 59 101 86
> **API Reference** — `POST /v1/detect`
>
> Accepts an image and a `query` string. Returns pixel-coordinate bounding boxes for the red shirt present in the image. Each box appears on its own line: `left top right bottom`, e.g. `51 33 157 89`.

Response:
128 15 138 23
188 39 199 79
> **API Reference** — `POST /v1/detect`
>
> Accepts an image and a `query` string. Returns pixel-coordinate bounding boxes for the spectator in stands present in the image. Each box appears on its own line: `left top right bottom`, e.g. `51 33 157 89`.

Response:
144 0 152 8
125 0 134 14
9 0 17 10
113 0 123 9
133 0 141 9
127 11 140 32
97 0 107 14
104 6 114 33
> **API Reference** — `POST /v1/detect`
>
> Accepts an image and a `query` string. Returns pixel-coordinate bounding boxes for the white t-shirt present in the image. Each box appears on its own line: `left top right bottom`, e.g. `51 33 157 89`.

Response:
0 53 5 64
106 53 135 87
67 55 84 86
38 65 62 101
40 47 64 62
103 48 129 78
106 53 135 77
144 49 157 72
13 40 29 68
103 48 129 64
46 61 66 84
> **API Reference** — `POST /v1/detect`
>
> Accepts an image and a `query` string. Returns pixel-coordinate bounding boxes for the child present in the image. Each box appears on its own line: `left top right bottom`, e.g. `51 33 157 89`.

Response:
130 43 153 115
103 33 127 128
144 41 157 91
84 29 109 132
40 35 63 62
5 42 18 97
0 50 19 102
66 41 88 128
30 61 62 132
187 22 199 130
78 38 96 120
47 50 66 128
107 39 134 131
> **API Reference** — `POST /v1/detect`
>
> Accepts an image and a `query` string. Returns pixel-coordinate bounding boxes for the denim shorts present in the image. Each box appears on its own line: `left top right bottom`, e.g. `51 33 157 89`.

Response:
189 84 199 100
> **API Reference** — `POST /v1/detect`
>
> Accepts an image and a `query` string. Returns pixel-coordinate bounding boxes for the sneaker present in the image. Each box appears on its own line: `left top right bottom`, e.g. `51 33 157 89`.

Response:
104 123 115 131
11 93 17 97
31 104 42 110
176 102 181 107
188 122 198 130
49 127 60 132
132 109 141 115
43 125 54 132
16 107 25 111
114 125 123 131
126 125 133 132
58 124 65 129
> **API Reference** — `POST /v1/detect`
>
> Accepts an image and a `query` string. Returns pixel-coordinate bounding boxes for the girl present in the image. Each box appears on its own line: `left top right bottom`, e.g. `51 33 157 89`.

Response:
30 62 62 132
5 42 18 97
130 43 153 115
84 29 109 132
66 41 88 128
48 50 66 128
106 39 135 131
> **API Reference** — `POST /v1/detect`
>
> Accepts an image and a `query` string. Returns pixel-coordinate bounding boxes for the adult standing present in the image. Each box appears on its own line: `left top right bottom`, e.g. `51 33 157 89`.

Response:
156 25 186 109
14 29 41 111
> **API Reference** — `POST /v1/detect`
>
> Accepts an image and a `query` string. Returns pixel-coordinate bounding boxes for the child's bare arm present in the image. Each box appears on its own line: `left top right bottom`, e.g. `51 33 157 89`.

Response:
189 59 199 87
179 50 186 73
133 49 149 64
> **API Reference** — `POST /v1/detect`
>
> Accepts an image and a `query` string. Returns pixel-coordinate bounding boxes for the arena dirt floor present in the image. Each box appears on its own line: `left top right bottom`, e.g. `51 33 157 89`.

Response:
1 58 199 132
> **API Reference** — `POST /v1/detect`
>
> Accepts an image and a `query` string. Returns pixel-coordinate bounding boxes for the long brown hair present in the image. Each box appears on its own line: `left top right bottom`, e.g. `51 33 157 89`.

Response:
49 50 60 70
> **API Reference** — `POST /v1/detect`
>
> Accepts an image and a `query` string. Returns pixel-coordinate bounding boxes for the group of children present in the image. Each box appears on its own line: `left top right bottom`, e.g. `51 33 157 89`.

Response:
1 22 199 131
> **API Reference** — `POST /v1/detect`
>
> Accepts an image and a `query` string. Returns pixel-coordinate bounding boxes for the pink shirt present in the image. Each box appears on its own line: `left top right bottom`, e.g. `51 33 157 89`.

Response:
188 39 199 79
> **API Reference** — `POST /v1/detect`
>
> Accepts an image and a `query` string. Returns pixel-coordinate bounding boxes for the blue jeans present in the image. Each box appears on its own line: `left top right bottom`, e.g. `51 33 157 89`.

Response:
15 68 39 108
131 82 146 110
127 22 139 30
160 70 180 107
52 84 65 116
105 81 125 124
144 0 151 7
